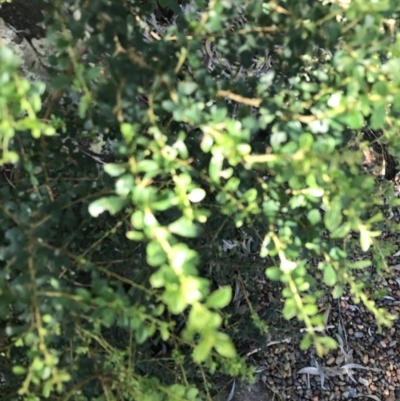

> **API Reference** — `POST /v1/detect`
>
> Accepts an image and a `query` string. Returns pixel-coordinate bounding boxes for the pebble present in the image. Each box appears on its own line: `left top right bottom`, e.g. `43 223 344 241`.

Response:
326 356 335 365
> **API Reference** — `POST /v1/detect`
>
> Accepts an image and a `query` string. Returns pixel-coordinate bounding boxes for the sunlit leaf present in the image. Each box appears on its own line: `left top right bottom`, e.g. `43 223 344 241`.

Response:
188 188 206 203
323 264 337 287
346 110 364 129
88 196 126 217
265 266 282 281
193 334 214 363
283 298 297 320
206 286 232 309
168 216 199 238
104 163 127 177
214 332 236 358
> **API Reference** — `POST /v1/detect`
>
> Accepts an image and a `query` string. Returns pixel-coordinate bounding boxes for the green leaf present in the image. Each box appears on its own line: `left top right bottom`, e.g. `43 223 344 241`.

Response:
104 163 127 177
359 227 371 252
317 336 337 350
283 298 297 320
4 151 19 164
346 110 364 129
270 131 287 148
51 75 73 90
146 240 167 267
323 264 337 287
186 388 200 401
332 284 344 299
32 357 44 371
88 196 126 217
263 200 279 217
299 133 314 149
160 323 170 341
85 65 102 81
170 384 186 398
330 223 351 238
206 286 232 309
303 304 318 316
126 230 145 241
372 81 388 96
242 188 258 202
42 380 53 398
265 266 282 281
115 174 134 196
307 209 321 225
136 160 160 174
121 123 135 142
370 105 386 130
158 0 181 13
180 276 204 304
201 134 214 153
188 188 206 203
164 289 187 315
150 192 176 211
12 365 26 375
327 92 342 108
349 260 371 269
209 152 223 183
78 93 92 118
136 323 148 344
168 216 199 238
300 333 312 350
149 269 166 288
178 81 198 96
324 204 342 232
214 332 236 358
306 188 324 197
193 333 214 363
131 210 144 229
102 308 115 327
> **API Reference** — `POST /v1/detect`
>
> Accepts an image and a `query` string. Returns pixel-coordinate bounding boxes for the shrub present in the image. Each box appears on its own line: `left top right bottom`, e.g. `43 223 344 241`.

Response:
0 0 399 399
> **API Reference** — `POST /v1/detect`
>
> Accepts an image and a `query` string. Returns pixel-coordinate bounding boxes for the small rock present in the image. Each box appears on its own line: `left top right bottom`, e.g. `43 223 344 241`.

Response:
326 356 335 365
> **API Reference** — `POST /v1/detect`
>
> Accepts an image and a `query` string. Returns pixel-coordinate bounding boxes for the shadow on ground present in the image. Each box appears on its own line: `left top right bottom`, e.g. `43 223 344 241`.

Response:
214 380 276 401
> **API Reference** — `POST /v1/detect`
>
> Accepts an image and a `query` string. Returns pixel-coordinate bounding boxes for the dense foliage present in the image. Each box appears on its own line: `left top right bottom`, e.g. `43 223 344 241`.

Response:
1 0 400 399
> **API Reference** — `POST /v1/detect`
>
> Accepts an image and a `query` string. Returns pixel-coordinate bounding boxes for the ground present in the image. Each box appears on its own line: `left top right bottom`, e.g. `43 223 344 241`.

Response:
0 0 46 41
213 250 400 400
215 380 275 401
0 0 50 81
